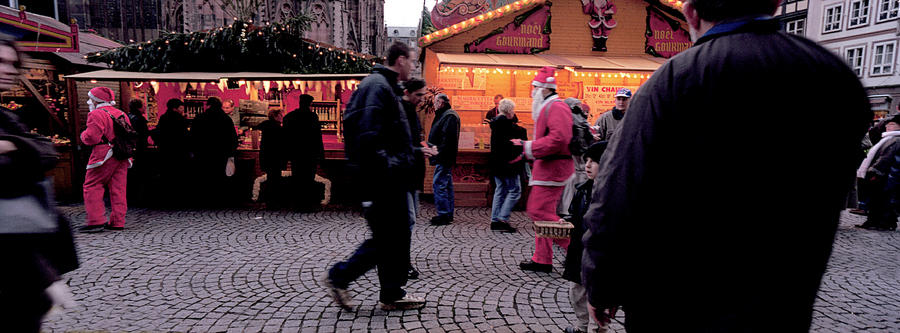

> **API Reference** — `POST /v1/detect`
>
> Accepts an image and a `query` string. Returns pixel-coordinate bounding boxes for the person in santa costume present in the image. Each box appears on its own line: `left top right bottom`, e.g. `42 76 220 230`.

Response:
582 0 617 52
79 86 131 233
514 67 574 273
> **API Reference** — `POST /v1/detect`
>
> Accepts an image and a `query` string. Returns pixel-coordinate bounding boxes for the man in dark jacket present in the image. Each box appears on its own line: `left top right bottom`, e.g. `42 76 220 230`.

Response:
190 97 238 206
324 42 426 311
427 93 460 226
400 78 428 280
152 98 190 205
282 94 324 207
581 1 872 331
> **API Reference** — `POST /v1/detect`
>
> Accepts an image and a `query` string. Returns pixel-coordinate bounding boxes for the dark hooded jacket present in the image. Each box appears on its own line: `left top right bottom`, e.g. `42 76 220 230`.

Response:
343 65 416 199
428 105 460 166
580 18 871 332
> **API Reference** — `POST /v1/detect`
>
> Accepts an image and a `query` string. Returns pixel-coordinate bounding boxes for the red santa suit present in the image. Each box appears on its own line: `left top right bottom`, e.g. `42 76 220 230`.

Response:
523 67 574 266
80 87 131 228
583 0 617 51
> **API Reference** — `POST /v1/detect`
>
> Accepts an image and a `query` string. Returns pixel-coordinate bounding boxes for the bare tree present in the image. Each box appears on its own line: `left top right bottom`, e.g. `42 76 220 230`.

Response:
219 0 264 21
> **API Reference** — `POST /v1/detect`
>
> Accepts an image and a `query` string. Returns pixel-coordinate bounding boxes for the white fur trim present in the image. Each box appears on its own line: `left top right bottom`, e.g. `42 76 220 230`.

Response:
529 179 567 186
532 81 557 89
88 91 116 106
85 145 114 169
546 77 555 82
524 141 534 160
533 95 560 122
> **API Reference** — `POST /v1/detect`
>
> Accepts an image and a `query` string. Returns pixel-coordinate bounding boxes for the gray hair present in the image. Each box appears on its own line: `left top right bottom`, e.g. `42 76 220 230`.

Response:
435 93 450 102
498 98 515 116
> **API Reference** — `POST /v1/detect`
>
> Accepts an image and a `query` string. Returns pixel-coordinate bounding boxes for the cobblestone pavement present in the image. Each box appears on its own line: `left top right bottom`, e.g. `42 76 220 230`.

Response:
42 206 899 332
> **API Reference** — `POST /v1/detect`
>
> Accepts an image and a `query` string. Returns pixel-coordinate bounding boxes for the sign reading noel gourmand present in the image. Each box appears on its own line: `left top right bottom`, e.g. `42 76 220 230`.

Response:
464 3 551 54
645 6 693 59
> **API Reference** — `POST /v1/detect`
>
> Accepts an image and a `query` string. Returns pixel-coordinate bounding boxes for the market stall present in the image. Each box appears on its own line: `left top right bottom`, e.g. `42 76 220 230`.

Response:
418 0 690 206
64 70 367 204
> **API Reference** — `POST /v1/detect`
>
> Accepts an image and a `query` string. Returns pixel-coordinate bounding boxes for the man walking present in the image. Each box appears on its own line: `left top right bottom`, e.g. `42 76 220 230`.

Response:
401 78 429 279
323 42 426 311
581 1 871 331
79 86 132 232
593 88 630 142
515 67 574 273
428 93 460 226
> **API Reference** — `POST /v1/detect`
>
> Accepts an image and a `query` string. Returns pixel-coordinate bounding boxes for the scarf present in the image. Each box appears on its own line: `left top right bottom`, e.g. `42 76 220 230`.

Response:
857 130 900 178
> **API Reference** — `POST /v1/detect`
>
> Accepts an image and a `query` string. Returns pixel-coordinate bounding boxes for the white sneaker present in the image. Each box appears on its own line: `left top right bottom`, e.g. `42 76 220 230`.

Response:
379 294 426 310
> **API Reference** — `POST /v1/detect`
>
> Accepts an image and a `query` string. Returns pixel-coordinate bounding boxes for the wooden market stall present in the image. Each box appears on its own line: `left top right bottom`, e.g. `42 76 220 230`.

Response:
64 70 367 204
418 0 691 206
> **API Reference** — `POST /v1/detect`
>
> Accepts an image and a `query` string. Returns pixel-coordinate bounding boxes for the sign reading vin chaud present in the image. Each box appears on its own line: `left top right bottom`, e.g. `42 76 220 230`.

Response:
465 3 551 54
645 6 693 59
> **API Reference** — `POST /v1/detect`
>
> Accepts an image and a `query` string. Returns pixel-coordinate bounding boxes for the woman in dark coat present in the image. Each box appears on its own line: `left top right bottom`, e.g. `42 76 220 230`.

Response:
488 99 526 233
126 99 150 204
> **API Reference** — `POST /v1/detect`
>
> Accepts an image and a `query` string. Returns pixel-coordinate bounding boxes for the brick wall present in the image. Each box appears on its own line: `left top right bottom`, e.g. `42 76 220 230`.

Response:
428 0 669 57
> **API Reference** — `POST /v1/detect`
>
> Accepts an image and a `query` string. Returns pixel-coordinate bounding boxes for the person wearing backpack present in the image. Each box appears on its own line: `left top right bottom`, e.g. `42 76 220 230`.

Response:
79 86 133 233
512 67 574 273
557 98 594 217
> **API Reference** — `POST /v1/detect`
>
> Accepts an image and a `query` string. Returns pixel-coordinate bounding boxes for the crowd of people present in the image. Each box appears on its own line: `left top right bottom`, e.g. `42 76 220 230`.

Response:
3 0 897 331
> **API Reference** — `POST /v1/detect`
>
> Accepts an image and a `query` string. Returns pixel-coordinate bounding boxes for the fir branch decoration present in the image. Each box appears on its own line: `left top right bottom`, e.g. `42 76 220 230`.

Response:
87 16 384 74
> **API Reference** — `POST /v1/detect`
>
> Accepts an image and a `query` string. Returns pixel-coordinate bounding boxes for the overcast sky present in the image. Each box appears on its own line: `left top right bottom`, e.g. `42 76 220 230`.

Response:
385 0 436 27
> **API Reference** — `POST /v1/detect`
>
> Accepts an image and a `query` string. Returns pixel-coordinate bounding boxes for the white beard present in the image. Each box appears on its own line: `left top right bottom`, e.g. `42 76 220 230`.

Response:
531 88 544 120
87 100 96 111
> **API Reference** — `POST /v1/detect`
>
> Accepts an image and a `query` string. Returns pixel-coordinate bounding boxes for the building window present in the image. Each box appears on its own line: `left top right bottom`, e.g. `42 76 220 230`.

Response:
849 0 871 27
824 4 844 33
786 18 806 35
846 46 866 76
872 41 896 75
877 0 900 21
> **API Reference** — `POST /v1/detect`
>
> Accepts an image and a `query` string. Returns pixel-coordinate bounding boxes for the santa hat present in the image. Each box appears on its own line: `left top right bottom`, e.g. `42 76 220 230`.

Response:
532 66 557 89
88 86 116 105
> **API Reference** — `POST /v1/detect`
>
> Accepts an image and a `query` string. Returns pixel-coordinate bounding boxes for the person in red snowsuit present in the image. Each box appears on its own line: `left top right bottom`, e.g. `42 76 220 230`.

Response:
79 86 131 232
515 67 574 273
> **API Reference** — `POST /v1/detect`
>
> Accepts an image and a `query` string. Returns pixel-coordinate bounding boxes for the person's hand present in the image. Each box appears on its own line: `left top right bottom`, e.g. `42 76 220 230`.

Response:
422 146 437 157
509 154 524 164
558 218 567 223
510 139 523 146
0 140 16 154
592 134 601 141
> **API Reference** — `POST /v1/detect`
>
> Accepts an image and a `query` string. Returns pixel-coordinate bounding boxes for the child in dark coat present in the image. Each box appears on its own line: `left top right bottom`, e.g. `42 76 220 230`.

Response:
562 141 608 333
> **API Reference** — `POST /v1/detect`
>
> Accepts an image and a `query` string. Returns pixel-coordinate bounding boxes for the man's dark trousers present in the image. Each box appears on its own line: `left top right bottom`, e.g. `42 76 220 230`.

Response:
328 191 411 302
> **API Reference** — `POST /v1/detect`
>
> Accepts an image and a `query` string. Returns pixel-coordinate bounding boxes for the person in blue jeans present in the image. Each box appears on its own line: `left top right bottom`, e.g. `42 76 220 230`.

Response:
428 93 460 226
488 99 527 232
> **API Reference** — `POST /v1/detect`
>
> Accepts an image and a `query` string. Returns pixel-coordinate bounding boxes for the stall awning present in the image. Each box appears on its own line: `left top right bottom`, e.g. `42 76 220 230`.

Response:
435 52 666 71
0 5 79 52
65 70 369 82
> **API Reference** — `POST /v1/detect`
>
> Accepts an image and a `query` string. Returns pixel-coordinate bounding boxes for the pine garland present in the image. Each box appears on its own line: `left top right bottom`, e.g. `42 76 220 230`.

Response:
87 16 383 74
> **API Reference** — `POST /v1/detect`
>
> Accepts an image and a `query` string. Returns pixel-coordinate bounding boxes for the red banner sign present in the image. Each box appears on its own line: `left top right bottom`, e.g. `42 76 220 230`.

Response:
464 4 551 54
645 6 692 59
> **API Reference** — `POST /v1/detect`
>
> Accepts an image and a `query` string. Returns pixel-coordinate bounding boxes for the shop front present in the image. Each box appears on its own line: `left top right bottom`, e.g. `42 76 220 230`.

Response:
64 70 366 205
418 0 691 206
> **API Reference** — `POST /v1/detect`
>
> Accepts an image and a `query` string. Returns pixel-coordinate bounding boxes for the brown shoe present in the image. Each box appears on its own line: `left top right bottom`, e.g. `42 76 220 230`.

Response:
321 274 354 311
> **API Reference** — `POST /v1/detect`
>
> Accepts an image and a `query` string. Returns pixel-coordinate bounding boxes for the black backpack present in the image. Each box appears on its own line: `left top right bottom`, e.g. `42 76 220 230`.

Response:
101 108 138 160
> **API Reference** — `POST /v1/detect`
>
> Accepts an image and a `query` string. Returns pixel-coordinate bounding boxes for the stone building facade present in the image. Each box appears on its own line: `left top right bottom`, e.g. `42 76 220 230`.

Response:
161 0 386 55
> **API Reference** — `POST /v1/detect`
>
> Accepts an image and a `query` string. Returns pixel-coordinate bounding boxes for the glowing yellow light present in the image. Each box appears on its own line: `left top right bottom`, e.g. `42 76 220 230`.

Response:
477 14 485 21
505 5 512 11
90 80 97 83
487 11 494 18
442 28 450 34
452 24 459 30
468 18 476 25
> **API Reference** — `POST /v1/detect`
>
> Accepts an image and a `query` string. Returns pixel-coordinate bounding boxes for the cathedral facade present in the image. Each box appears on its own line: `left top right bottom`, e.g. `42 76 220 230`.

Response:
161 0 386 55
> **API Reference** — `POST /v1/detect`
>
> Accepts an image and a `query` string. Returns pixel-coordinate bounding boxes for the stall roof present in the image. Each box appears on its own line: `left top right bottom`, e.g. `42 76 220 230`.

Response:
435 52 666 71
65 70 369 81
51 32 122 67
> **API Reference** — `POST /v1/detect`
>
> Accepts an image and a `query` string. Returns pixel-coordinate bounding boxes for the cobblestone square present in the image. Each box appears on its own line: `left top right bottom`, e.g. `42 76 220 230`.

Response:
41 205 900 332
